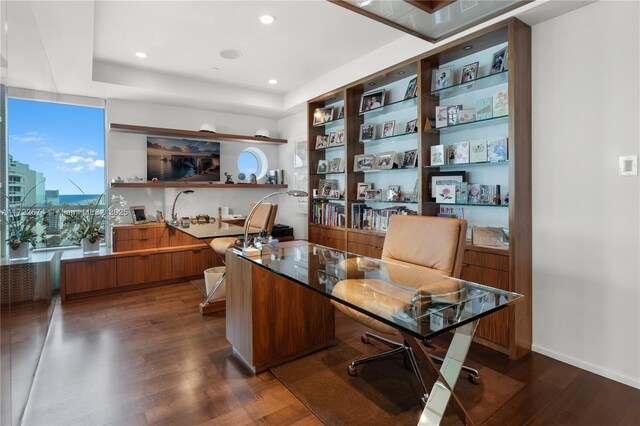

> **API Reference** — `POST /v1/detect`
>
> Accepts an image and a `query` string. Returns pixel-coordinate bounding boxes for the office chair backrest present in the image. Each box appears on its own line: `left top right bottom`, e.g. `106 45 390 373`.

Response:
247 202 278 234
381 215 467 278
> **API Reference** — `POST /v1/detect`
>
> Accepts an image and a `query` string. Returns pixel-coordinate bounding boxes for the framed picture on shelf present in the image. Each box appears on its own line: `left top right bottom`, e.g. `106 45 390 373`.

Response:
328 189 342 199
402 149 418 168
335 106 344 120
334 129 345 146
318 179 337 197
432 65 454 91
359 89 385 113
427 171 467 200
404 77 418 99
490 47 508 74
328 132 336 146
460 62 479 84
354 154 375 171
315 135 329 149
356 182 372 200
156 210 164 223
313 106 334 125
359 123 376 142
382 120 395 138
317 160 329 174
329 157 342 173
430 145 445 166
130 206 147 224
387 185 401 201
376 151 395 170
364 189 382 201
405 118 418 133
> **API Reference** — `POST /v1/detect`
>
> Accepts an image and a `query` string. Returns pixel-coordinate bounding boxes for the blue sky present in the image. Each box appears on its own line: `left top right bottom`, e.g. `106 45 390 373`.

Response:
8 99 105 194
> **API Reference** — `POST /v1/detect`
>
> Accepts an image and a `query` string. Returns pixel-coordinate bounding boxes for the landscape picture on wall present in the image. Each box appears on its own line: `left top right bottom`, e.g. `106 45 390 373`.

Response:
147 137 221 182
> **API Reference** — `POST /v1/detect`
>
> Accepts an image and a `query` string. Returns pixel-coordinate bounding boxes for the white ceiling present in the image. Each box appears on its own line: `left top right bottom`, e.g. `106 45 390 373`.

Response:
5 0 594 119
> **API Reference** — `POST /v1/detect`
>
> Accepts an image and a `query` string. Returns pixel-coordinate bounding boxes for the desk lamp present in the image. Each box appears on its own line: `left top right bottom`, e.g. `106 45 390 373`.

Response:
242 190 308 256
171 189 194 225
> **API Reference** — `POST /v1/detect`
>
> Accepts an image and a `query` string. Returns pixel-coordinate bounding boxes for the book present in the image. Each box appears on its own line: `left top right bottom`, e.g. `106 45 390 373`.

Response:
451 141 469 164
455 182 468 204
487 137 508 162
430 145 445 166
476 97 493 120
493 90 509 117
435 106 448 128
469 140 487 163
439 206 464 218
458 109 477 124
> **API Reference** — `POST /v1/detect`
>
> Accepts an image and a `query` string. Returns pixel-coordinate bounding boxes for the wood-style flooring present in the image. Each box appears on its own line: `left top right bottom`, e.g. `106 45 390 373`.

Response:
22 283 640 425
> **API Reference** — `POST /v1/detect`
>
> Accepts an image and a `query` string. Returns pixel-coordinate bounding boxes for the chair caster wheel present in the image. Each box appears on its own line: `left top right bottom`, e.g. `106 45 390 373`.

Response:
361 335 370 344
420 394 428 407
347 364 358 377
468 373 480 384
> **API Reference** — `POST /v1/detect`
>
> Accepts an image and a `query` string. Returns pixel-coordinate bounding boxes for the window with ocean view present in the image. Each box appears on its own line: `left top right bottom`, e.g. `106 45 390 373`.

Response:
7 98 105 249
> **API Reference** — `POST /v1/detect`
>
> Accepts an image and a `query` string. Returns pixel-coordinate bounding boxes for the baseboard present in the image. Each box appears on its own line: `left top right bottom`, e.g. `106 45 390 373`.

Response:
532 344 640 389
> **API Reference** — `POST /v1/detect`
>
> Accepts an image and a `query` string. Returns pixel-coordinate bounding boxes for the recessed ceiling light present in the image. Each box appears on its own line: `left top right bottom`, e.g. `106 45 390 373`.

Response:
368 82 376 86
220 49 242 60
268 79 278 85
397 70 406 75
135 52 148 59
212 67 220 72
259 15 275 24
463 45 473 50
359 0 373 7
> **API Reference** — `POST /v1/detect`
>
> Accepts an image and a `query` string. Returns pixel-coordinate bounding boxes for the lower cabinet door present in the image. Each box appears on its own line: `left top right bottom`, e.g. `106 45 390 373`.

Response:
64 258 118 295
171 248 220 278
116 253 173 286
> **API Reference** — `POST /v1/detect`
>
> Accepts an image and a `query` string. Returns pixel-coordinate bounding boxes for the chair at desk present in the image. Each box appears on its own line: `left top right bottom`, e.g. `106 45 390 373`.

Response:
204 203 278 307
332 215 475 405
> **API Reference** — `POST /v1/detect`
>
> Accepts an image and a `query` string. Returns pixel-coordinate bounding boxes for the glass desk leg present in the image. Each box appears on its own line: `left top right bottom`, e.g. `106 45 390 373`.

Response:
418 320 479 426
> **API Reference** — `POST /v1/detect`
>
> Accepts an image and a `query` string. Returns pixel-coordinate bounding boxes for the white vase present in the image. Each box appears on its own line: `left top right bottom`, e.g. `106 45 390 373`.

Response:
9 242 31 261
81 238 101 255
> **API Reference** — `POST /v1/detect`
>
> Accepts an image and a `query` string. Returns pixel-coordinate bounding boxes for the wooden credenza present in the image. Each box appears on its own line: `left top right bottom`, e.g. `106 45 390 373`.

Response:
61 223 220 302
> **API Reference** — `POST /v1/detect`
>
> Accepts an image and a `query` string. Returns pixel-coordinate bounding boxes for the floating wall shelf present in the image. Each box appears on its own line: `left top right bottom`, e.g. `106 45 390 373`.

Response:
109 123 288 144
111 183 288 189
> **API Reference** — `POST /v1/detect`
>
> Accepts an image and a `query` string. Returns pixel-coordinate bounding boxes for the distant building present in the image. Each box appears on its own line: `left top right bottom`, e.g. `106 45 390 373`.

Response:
45 190 60 206
8 155 45 207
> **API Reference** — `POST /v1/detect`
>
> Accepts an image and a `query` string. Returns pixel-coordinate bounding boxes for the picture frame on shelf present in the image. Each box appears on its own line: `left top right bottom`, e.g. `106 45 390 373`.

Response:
468 183 481 204
315 135 329 149
432 65 454 91
405 118 418 133
354 154 376 171
335 106 345 120
470 140 488 163
435 106 448 128
382 120 395 138
329 157 342 173
430 144 445 166
334 129 345 146
359 123 376 142
356 182 372 200
328 132 336 146
318 179 337 197
317 160 329 174
490 47 508 74
447 106 460 126
313 106 334 125
402 149 418 168
460 61 479 84
364 189 382 201
404 76 418 99
387 185 401 201
156 210 164 223
435 183 456 204
427 171 467 200
476 97 493 120
328 189 342 199
359 89 385 113
376 151 395 170
130 206 148 224
458 109 477 124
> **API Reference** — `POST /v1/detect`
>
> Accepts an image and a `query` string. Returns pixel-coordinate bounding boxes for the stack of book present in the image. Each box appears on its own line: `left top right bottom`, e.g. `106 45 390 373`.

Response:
312 200 345 227
351 204 416 232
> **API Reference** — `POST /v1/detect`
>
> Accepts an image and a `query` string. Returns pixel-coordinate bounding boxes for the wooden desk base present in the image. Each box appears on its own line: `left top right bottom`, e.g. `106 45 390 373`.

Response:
225 250 335 373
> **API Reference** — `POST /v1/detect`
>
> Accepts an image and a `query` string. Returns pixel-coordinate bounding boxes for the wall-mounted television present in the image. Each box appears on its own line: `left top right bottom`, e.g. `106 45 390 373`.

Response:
147 137 221 182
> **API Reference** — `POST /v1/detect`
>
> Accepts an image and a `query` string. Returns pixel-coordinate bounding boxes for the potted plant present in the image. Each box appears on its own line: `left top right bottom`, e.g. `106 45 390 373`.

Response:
61 182 108 254
1 181 46 260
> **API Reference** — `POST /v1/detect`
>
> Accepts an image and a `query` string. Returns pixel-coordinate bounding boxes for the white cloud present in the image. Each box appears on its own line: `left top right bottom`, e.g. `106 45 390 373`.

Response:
73 166 84 172
92 160 104 168
74 148 97 156
11 133 45 143
64 156 85 164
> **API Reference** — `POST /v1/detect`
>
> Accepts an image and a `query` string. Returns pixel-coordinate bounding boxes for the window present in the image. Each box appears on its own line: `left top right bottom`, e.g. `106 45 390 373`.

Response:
237 147 268 180
7 99 105 248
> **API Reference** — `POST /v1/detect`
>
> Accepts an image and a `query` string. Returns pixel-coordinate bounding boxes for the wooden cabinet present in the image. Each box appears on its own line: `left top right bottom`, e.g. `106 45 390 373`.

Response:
63 258 117 296
116 253 173 286
112 223 167 252
347 230 385 258
171 248 220 278
308 225 346 251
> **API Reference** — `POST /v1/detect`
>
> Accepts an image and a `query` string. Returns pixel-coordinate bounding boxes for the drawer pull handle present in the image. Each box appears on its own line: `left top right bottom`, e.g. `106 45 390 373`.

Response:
140 254 150 258
138 238 148 241
192 250 201 254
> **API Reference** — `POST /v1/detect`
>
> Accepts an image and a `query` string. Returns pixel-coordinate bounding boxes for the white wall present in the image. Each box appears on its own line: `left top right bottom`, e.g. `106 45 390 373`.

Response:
106 99 285 228
532 1 639 388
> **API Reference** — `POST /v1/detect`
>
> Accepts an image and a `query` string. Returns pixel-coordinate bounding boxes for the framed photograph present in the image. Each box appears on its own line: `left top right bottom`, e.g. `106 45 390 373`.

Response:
375 151 395 170
334 129 345 146
328 189 342 199
402 149 418 168
490 47 508 74
460 62 479 84
427 171 467 200
435 183 456 204
318 179 337 197
364 189 382 201
405 118 418 134
359 124 376 142
430 144 445 166
313 106 334 125
328 157 342 173
130 206 147 224
317 160 329 174
335 106 345 120
387 185 401 201
328 132 336 146
359 89 385 113
315 135 329 149
404 76 418 99
156 210 164 223
381 120 395 138
354 154 375 171
431 65 454 91
356 182 372 200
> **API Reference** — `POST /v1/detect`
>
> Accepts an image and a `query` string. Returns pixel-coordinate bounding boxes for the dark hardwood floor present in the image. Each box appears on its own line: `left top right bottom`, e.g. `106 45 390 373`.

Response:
22 283 640 425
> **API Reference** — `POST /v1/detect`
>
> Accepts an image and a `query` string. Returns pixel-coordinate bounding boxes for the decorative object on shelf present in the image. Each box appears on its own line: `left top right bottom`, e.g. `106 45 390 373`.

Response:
455 182 469 204
224 172 234 184
364 189 382 201
458 109 477 124
472 226 504 247
387 185 401 201
254 128 270 138
405 118 418 133
439 206 464 219
329 158 342 173
382 120 395 138
357 182 372 200
479 185 501 205
315 135 329 149
9 242 31 261
470 140 488 163
427 171 467 200
238 172 246 182
267 169 285 185
460 61 479 84
151 177 159 183
490 47 508 74
328 189 342 199
317 160 329 174
404 77 418 99
81 238 100 255
313 106 334 125
199 123 217 133
130 206 148 224
447 106 461 126
468 184 481 204
112 176 124 183
375 151 395 170
401 149 418 168
170 189 194 225
126 176 145 182
335 106 344 120
333 130 345 146
493 90 509 117
328 132 336 146
359 89 385 113
435 183 456 204
430 145 446 166
147 136 220 182
318 179 338 197
476 97 493 120
432 65 454 91
450 141 470 164
354 154 375 171
196 214 211 224
156 210 165 223
249 174 257 184
435 106 448 128
359 124 375 142
487 137 509 162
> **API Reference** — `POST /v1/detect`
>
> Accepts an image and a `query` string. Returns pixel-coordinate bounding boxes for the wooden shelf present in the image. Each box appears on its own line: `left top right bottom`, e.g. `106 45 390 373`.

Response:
109 123 287 145
111 182 288 189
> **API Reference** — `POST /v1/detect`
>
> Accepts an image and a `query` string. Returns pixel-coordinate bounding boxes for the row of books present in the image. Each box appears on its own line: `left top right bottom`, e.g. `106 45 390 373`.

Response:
351 204 416 232
431 90 508 128
267 169 285 185
312 200 345 227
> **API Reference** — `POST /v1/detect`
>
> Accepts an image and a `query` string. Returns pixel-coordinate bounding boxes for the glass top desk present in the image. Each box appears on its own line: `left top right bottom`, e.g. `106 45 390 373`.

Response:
226 241 523 426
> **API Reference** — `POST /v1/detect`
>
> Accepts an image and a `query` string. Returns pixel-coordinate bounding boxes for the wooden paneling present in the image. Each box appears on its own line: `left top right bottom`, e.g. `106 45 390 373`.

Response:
113 225 166 240
225 251 255 368
171 248 220 278
63 259 117 297
463 249 509 271
113 238 164 252
116 253 173 286
308 225 346 250
167 227 208 248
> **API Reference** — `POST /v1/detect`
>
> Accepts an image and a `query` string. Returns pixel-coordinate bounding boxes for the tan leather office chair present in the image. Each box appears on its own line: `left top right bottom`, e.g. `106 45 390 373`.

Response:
204 203 278 305
332 215 472 404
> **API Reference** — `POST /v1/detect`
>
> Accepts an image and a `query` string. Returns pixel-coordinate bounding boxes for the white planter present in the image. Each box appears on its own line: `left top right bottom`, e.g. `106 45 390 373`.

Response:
9 242 31 261
81 238 101 255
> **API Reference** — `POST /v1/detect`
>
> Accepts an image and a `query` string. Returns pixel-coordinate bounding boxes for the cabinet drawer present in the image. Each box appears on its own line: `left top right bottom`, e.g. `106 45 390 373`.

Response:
308 232 345 251
463 249 509 271
172 248 220 278
347 241 382 259
114 226 165 241
113 237 164 252
64 258 117 295
308 226 344 244
347 232 385 249
117 253 173 286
